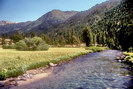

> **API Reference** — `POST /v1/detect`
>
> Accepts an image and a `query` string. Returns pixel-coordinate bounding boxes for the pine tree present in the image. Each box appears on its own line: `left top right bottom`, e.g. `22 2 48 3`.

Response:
82 27 93 46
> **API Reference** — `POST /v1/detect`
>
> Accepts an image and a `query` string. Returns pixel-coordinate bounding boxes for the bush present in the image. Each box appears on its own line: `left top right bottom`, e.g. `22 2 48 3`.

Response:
16 40 28 50
85 46 108 52
128 47 133 52
16 37 49 51
2 44 16 49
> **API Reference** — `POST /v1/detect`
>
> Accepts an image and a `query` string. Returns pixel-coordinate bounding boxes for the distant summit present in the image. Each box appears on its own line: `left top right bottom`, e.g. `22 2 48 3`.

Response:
0 20 16 26
20 10 79 33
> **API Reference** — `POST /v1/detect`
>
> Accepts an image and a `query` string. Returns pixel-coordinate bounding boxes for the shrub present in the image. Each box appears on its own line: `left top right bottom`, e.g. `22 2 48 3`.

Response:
85 46 108 52
16 40 28 50
16 37 49 51
36 41 49 50
128 47 133 52
2 44 16 49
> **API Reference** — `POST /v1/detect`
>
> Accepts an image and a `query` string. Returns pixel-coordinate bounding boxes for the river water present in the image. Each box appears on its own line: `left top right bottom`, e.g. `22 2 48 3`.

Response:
12 50 133 89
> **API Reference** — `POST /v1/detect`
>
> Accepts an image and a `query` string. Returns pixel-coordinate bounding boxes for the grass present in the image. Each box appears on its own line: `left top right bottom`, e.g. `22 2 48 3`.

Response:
123 52 133 63
85 46 108 52
0 48 90 80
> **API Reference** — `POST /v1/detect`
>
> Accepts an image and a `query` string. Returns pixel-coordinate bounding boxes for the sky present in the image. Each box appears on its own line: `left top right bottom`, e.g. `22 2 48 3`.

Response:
0 0 107 22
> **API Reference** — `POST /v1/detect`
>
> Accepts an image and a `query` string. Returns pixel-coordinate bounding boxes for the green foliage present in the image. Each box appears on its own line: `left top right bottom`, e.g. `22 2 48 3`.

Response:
39 34 51 44
82 27 93 46
10 31 24 43
16 37 49 51
85 46 108 52
128 47 133 52
92 0 133 50
16 40 28 50
124 52 133 63
47 0 120 45
2 44 16 49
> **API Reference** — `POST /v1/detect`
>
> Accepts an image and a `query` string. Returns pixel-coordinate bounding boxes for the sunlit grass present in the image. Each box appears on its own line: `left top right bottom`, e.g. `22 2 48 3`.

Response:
0 48 90 79
124 52 133 63
85 46 108 52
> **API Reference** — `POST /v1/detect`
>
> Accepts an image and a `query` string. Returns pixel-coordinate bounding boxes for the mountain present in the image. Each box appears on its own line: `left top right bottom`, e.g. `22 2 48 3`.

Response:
48 0 121 37
0 21 16 26
0 0 121 35
0 10 78 35
0 21 31 35
20 10 79 33
92 0 133 50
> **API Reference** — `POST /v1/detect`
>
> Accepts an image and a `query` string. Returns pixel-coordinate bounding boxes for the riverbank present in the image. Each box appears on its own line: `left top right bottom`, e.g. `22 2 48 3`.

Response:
85 46 108 52
7 50 133 89
124 52 133 63
115 51 133 72
0 47 108 88
116 52 133 64
0 48 90 80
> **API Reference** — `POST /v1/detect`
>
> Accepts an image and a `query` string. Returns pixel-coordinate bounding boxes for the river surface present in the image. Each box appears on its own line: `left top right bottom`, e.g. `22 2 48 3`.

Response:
12 50 133 89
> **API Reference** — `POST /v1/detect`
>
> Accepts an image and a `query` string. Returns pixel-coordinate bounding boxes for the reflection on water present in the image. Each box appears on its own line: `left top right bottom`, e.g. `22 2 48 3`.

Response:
13 50 133 89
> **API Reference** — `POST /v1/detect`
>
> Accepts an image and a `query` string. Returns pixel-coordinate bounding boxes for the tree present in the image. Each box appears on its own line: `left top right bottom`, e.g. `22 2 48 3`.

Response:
10 31 24 43
82 27 93 46
1 34 6 45
31 32 36 37
39 33 50 44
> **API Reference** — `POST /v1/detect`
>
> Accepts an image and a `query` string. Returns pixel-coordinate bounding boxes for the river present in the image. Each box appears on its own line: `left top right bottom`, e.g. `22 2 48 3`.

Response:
12 50 133 89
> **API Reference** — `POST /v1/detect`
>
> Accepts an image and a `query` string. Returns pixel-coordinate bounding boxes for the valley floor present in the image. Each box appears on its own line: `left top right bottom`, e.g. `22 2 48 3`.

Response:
0 48 90 80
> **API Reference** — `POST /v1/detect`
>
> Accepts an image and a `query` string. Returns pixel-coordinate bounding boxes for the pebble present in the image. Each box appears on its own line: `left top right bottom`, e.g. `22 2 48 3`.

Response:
116 56 121 60
118 60 122 62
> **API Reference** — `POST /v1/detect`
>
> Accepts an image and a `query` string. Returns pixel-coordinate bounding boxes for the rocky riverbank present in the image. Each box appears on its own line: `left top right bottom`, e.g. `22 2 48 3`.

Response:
1 50 133 89
0 63 56 89
116 52 133 71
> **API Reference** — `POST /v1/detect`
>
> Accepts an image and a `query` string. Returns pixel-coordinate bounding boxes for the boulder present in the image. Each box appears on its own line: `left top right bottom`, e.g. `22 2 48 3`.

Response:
49 63 57 67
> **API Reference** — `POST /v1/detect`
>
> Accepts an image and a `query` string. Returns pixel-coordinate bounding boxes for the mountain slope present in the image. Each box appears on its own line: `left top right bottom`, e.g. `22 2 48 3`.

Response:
0 21 31 35
0 0 121 35
92 0 133 50
0 21 15 26
21 10 78 33
0 10 78 35
47 0 121 38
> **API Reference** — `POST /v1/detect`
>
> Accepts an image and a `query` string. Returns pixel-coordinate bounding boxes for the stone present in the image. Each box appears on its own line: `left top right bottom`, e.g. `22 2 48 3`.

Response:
5 79 18 86
17 77 27 81
106 88 110 89
121 55 125 59
49 63 57 67
116 56 120 60
118 60 122 62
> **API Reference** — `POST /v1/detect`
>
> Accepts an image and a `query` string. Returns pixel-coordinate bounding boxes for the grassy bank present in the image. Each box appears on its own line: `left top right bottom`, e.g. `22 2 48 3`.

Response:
85 46 108 52
123 52 133 63
0 48 90 80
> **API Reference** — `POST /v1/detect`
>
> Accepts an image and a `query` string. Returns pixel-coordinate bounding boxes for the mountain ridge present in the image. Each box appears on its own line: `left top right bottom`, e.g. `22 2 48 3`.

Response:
0 0 121 35
0 21 16 26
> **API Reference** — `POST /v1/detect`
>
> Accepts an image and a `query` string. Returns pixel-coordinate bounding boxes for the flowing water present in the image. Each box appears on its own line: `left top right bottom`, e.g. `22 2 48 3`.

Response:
12 50 133 89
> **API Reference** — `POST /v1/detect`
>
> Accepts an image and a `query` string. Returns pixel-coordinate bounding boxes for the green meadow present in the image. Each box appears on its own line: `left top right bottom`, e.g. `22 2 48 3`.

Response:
0 48 91 80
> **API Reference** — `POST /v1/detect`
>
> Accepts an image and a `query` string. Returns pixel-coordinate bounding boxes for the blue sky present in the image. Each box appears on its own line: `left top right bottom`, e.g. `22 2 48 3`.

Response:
0 0 107 22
